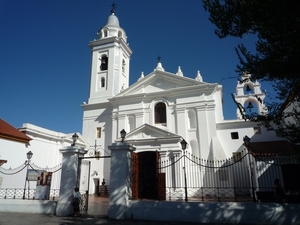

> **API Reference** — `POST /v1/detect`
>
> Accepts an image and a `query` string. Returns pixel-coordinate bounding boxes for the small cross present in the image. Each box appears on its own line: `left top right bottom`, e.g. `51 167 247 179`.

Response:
111 3 117 13
157 55 161 63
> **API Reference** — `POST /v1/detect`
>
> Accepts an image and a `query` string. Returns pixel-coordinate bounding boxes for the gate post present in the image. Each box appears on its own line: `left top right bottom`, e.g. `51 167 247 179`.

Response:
107 142 136 219
56 146 87 216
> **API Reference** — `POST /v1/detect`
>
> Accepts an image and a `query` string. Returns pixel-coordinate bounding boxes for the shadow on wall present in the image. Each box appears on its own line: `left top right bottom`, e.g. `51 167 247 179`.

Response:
125 200 300 225
107 150 129 218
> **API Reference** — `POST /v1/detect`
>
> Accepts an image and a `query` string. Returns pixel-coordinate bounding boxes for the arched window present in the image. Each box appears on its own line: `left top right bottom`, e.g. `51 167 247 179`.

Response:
155 103 166 124
100 55 108 71
103 29 108 37
244 84 253 93
118 30 122 38
101 77 105 87
122 59 125 74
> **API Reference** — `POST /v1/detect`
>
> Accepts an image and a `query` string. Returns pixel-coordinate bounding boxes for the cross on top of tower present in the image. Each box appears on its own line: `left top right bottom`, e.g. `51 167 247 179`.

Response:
157 55 162 63
111 3 117 14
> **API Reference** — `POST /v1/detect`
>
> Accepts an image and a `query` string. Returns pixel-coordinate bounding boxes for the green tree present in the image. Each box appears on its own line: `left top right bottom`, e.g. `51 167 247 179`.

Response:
203 0 300 142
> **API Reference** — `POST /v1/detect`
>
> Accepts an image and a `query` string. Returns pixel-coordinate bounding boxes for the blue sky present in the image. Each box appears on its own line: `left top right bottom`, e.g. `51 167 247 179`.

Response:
0 0 274 134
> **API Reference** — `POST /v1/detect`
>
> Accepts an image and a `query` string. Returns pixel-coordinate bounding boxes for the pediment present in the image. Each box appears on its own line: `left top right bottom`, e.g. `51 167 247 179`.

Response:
116 70 207 97
121 124 181 143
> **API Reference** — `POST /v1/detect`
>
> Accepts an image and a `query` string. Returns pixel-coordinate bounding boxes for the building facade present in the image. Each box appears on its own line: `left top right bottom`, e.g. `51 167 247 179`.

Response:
81 11 285 194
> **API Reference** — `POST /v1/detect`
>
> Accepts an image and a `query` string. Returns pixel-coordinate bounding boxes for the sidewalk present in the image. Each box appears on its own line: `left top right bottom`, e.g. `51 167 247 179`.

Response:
0 195 197 225
0 211 207 225
0 212 245 225
0 195 248 225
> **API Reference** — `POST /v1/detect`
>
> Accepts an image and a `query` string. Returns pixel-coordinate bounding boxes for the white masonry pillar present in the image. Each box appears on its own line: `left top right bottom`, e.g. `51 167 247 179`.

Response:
56 146 87 217
107 142 136 219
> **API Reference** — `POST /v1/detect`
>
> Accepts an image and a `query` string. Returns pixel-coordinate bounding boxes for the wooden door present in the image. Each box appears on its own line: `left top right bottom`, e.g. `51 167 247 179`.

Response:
131 152 139 200
156 151 166 200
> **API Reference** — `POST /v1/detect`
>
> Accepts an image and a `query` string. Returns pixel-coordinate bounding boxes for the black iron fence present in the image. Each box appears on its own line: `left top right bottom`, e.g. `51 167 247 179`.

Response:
0 163 62 200
131 150 300 203
0 188 60 200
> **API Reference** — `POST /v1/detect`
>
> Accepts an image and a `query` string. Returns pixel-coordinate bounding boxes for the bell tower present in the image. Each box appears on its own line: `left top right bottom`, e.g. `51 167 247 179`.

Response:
234 72 267 120
87 8 132 104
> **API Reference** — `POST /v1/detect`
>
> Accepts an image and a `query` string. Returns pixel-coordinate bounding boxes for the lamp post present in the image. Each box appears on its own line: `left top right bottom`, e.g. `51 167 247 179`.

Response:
23 151 33 199
243 135 256 202
71 133 79 146
180 139 188 202
120 129 126 142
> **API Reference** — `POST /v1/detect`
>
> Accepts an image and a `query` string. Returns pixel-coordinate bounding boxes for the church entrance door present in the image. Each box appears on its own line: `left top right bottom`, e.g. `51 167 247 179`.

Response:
132 151 166 200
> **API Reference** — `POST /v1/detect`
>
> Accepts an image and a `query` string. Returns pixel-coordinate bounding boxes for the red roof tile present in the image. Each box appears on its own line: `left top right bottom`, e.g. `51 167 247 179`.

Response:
0 159 7 166
0 119 31 143
246 141 296 156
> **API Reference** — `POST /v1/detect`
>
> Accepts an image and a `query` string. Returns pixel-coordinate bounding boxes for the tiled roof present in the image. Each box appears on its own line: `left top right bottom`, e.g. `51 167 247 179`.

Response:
0 119 31 143
247 140 296 156
0 159 7 166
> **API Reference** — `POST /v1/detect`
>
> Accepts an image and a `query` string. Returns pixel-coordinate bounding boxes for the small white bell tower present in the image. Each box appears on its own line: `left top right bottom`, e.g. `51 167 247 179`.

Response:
234 72 267 119
87 8 132 104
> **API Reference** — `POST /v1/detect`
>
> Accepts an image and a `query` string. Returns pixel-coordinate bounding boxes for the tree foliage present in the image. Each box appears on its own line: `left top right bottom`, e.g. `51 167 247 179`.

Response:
203 0 300 101
203 0 300 142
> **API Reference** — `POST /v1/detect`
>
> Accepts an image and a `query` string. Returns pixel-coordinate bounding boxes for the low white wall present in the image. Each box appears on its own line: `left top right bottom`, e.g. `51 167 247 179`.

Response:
0 199 57 215
126 201 300 225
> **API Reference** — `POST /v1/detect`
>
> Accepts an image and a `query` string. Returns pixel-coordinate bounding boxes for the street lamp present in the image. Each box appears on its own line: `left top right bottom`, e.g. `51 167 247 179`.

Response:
180 139 188 202
71 133 79 146
23 151 33 199
120 129 126 142
243 135 256 202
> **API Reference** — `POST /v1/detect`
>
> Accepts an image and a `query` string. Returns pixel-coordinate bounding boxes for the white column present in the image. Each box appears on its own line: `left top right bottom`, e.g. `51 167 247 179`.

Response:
176 107 187 138
107 142 136 219
56 146 87 217
196 106 210 156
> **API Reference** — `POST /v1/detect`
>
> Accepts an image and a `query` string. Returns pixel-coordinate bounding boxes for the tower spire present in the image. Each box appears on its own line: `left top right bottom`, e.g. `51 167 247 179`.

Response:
87 6 132 104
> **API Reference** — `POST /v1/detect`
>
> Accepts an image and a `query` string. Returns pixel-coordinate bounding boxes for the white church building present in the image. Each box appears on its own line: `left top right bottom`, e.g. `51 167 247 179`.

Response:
81 10 284 194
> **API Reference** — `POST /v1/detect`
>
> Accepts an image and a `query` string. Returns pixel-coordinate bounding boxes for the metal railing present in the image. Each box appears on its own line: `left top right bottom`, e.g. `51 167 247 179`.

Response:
131 150 300 203
0 188 60 200
0 163 62 200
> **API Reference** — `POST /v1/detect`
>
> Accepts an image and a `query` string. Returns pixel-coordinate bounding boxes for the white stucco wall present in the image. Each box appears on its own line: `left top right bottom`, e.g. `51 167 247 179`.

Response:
0 139 29 169
0 123 86 189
